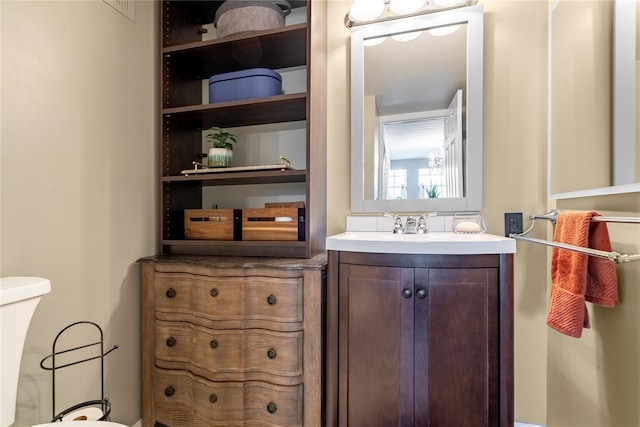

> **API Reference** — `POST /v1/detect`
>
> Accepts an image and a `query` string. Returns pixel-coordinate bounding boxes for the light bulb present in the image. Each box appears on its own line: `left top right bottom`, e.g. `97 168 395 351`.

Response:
349 0 385 22
391 31 422 42
389 0 426 15
428 24 461 37
364 36 387 47
432 0 466 7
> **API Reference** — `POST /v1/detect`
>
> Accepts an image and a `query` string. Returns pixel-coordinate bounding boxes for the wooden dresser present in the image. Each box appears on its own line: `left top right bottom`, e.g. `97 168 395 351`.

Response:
140 254 326 427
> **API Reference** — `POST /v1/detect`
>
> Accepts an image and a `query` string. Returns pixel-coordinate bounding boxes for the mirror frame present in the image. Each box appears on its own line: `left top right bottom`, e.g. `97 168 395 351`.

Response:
548 0 640 199
350 5 484 213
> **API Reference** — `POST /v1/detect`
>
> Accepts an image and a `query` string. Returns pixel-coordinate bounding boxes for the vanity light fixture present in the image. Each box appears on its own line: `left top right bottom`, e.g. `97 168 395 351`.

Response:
349 0 386 22
389 0 427 15
428 23 462 36
345 0 476 28
391 30 423 42
432 0 467 7
363 36 388 46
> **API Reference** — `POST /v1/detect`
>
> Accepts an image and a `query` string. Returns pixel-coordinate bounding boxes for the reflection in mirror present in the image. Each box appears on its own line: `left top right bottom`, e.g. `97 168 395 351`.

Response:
549 0 640 198
373 91 463 201
351 6 484 212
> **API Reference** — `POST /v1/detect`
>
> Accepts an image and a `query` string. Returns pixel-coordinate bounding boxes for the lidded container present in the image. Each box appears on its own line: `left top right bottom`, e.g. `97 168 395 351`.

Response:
208 68 283 103
214 0 292 38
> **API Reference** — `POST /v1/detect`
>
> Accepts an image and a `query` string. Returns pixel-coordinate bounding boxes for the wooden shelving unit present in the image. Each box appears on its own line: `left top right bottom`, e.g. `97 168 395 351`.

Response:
159 1 326 258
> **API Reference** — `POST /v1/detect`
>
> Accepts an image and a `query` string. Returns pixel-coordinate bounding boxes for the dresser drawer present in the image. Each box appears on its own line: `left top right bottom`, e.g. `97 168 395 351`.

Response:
155 321 303 383
154 272 303 324
154 368 303 427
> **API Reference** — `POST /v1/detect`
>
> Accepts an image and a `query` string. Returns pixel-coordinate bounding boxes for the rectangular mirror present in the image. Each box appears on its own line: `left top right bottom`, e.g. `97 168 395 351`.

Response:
351 5 484 213
549 0 640 198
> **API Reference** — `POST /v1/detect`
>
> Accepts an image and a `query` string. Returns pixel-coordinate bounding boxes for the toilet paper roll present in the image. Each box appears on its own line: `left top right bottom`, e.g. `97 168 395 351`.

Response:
61 407 104 421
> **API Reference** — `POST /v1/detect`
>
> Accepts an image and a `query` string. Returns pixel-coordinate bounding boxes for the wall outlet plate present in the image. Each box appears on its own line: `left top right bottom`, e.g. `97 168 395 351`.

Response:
504 212 524 236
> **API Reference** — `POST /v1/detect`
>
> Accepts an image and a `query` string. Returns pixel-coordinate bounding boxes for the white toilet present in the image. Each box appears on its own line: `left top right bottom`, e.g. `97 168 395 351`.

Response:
0 277 127 427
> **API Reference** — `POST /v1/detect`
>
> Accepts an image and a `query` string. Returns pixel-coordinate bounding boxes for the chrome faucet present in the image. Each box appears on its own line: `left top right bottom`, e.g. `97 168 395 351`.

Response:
417 215 428 234
384 213 435 234
404 216 418 234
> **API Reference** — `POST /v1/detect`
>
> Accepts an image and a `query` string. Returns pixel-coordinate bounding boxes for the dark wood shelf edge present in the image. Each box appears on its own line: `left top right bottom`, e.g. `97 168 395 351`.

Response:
163 240 310 258
162 94 308 129
163 93 307 115
163 169 307 185
163 23 308 54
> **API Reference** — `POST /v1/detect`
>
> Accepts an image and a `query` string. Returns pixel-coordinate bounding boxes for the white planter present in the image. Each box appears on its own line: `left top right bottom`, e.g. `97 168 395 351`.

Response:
208 147 233 168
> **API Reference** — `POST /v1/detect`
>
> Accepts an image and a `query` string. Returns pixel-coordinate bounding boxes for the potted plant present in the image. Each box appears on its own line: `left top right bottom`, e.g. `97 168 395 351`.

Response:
206 126 237 167
426 184 440 199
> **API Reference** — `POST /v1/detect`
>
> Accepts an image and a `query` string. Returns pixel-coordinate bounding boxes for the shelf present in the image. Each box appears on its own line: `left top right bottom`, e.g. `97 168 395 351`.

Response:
164 24 308 77
163 169 307 186
159 0 326 259
163 93 307 129
163 239 309 258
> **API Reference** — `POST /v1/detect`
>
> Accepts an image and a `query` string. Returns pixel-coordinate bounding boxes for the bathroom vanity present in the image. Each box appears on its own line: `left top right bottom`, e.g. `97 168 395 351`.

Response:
325 232 515 426
139 255 326 427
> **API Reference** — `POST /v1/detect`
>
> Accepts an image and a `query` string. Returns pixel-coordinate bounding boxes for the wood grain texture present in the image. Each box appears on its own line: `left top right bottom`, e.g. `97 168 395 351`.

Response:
140 255 326 427
327 251 514 427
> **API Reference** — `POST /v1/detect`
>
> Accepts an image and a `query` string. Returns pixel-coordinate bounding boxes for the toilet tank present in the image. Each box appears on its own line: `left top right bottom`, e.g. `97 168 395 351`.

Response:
0 277 51 427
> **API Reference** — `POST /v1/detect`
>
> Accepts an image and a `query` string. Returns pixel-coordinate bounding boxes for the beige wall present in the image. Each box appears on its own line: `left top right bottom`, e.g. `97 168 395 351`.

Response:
329 0 637 425
547 195 640 427
1 1 157 425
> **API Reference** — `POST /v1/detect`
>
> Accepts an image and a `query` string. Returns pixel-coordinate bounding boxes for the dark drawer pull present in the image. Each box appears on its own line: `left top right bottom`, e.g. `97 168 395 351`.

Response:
166 337 176 347
210 339 219 349
267 348 277 359
267 294 277 305
402 289 412 298
210 288 219 297
267 402 277 414
209 393 218 404
166 288 176 298
164 386 175 397
416 289 427 299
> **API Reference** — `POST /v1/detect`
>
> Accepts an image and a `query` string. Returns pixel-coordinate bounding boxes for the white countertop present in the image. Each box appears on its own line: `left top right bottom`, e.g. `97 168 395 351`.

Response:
326 231 516 255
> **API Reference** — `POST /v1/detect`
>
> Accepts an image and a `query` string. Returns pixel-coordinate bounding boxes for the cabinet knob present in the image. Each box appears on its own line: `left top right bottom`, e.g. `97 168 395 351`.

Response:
416 289 427 299
210 339 219 349
164 386 175 397
209 393 218 404
402 289 413 298
166 337 176 347
267 294 277 305
267 402 277 414
166 288 176 298
267 348 277 359
210 288 219 297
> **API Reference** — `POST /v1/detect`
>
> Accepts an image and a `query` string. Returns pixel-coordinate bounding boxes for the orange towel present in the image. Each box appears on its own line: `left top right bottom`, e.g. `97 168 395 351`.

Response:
547 211 619 338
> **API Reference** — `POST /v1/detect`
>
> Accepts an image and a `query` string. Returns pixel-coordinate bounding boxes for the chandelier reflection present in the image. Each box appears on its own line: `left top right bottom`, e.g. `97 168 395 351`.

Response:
429 149 444 169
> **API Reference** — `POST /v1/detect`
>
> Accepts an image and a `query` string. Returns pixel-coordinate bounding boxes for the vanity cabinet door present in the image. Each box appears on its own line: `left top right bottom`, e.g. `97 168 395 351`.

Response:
338 263 415 427
414 267 499 426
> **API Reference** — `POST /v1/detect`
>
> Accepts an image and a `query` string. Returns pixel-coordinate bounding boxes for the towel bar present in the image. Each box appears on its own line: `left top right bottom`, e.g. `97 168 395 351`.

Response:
510 210 640 264
530 209 640 224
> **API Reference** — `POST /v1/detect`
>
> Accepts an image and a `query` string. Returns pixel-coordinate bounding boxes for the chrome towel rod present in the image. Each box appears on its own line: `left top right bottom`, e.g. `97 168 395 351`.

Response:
530 209 640 224
510 209 640 264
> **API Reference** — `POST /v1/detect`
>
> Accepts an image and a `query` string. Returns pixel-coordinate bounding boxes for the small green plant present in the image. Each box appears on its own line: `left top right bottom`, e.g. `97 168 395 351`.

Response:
206 126 237 150
427 184 439 199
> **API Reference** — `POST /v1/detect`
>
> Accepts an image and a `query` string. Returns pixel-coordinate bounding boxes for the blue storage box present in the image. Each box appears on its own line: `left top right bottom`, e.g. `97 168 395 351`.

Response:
208 68 283 103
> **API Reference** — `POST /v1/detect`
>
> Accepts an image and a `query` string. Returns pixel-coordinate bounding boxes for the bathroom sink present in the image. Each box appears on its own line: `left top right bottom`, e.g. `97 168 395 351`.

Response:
326 232 516 254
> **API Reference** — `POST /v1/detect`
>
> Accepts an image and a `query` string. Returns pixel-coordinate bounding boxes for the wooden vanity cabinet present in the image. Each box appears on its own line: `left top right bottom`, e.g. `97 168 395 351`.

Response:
326 251 514 427
140 255 326 427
